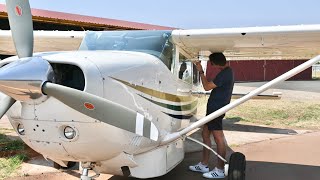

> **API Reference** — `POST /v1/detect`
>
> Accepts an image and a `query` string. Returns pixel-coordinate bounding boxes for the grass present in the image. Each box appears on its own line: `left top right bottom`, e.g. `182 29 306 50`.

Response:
0 130 24 152
0 129 28 180
227 100 320 129
0 154 27 180
197 96 320 129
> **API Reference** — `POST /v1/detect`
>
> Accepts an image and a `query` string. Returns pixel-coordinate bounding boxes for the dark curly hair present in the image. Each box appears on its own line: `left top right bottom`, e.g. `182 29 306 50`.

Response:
209 53 226 66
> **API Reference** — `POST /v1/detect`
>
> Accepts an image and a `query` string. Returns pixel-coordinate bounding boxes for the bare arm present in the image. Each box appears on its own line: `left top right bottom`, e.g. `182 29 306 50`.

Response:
194 61 217 91
199 72 217 91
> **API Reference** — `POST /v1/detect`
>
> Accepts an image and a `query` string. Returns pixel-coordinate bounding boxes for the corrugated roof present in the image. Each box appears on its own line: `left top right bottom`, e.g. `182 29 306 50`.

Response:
0 4 176 30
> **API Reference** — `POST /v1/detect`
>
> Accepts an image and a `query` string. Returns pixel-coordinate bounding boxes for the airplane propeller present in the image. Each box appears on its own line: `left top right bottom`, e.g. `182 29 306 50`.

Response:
6 0 34 58
0 0 35 119
0 96 16 119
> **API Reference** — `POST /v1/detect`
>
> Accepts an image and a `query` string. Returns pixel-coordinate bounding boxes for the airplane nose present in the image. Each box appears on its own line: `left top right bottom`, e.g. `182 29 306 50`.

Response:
0 57 54 104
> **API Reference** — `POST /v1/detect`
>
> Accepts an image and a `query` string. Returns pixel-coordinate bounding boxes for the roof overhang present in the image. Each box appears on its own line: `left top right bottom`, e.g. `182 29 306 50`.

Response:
0 4 176 30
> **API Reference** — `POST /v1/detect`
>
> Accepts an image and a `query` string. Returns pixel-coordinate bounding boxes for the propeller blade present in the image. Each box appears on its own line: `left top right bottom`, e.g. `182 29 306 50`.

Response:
5 0 34 58
42 82 159 142
0 95 16 119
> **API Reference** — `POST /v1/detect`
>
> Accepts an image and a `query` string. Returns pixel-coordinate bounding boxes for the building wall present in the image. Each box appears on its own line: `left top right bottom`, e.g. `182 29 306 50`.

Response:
206 60 312 82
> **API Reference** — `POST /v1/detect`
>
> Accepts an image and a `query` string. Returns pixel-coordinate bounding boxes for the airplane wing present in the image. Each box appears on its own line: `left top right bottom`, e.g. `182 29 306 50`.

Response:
162 24 320 144
171 24 320 60
0 30 85 56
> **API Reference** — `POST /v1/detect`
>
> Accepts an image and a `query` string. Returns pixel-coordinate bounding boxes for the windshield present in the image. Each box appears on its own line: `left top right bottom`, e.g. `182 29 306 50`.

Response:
79 30 174 69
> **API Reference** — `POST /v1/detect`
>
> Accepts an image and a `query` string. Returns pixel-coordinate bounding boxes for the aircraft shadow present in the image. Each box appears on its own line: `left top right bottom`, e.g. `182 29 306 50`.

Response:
223 118 298 135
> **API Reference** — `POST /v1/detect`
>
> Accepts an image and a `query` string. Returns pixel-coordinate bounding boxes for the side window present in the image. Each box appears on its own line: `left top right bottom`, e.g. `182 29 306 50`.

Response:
177 54 200 85
178 61 192 84
177 52 193 84
192 63 200 85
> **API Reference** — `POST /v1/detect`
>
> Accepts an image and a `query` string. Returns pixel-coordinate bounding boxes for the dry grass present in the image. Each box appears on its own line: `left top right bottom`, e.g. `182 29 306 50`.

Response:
197 96 320 130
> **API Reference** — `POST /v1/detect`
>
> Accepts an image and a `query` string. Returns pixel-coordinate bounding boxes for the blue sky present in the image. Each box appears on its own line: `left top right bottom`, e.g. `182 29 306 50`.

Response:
1 0 319 29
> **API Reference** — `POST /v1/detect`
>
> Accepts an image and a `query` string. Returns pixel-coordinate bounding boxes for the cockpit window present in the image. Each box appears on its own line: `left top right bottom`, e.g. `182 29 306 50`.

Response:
79 30 174 70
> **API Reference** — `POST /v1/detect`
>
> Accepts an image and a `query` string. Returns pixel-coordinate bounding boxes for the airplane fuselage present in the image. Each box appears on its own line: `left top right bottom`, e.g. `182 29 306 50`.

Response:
1 50 197 178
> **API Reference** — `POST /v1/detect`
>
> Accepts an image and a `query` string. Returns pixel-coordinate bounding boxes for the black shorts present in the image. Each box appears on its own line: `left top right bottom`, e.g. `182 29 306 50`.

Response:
206 114 225 131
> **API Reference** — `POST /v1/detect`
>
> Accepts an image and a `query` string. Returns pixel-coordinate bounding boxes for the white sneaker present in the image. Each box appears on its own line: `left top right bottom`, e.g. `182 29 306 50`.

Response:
203 167 225 179
189 162 209 173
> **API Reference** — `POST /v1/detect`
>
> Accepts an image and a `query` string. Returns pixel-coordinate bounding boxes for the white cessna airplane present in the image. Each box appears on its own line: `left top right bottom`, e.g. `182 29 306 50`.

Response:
1 0 320 180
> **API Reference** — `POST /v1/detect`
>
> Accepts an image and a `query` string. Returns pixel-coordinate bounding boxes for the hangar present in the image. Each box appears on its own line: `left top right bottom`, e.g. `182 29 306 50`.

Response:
0 4 173 31
206 59 312 81
0 4 312 81
0 4 174 59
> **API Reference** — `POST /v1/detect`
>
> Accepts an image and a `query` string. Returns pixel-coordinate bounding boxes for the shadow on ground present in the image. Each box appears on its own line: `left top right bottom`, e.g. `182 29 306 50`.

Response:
110 150 320 180
224 118 298 134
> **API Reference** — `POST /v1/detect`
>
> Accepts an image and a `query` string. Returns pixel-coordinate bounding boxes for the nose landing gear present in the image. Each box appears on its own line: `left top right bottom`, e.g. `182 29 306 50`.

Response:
80 163 100 180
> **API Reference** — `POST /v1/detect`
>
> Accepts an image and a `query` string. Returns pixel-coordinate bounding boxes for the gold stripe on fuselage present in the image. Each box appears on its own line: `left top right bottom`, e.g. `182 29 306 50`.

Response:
111 77 195 103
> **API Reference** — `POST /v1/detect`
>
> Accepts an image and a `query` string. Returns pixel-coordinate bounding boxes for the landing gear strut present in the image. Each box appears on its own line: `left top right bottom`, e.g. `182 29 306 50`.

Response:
80 163 100 180
186 136 246 180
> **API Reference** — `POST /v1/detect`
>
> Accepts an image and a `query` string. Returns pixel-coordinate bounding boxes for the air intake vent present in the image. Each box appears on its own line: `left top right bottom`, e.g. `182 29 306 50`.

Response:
51 63 85 91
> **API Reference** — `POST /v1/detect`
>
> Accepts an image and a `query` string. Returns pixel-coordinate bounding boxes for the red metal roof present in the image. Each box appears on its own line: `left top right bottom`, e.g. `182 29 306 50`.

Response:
0 4 176 30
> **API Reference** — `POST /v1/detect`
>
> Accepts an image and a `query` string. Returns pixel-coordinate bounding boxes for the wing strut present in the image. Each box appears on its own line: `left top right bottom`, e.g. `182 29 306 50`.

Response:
161 55 320 145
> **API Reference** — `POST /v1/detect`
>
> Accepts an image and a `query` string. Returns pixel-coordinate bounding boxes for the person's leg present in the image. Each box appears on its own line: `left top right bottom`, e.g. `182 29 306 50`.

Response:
201 125 211 165
212 130 226 170
202 116 226 178
189 125 210 173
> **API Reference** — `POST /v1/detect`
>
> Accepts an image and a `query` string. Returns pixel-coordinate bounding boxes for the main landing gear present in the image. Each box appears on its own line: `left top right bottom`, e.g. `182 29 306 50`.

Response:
187 137 246 180
227 152 246 180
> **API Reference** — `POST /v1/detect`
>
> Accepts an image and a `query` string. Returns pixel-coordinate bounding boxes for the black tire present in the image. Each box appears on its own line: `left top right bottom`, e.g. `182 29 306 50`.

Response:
228 152 246 180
